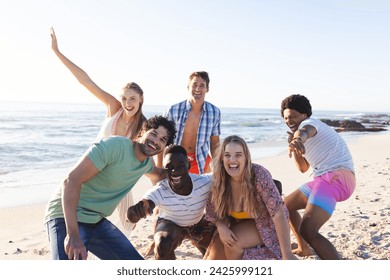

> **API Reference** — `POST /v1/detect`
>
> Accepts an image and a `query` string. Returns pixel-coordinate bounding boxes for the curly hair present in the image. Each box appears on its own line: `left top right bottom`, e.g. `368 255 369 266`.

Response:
143 115 177 146
280 94 312 118
211 135 258 220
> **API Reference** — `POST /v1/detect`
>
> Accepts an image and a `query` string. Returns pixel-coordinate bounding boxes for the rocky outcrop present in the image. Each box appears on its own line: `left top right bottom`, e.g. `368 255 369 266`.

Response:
321 119 387 132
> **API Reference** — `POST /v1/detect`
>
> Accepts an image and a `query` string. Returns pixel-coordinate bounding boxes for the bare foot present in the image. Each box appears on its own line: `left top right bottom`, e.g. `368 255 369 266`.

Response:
143 241 155 257
292 247 312 257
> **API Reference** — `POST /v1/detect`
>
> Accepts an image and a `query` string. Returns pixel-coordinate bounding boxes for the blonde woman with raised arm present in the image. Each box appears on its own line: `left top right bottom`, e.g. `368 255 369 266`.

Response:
50 27 146 240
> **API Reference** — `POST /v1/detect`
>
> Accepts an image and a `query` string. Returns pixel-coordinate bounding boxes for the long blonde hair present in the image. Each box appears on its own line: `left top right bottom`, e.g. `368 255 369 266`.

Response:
211 135 258 220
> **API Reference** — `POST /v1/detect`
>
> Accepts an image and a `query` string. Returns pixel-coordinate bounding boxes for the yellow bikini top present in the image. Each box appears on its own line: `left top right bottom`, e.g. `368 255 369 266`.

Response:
230 211 251 220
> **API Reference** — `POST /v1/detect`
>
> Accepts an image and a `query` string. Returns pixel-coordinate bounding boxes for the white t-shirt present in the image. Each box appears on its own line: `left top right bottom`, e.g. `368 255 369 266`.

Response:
299 118 354 176
144 173 213 227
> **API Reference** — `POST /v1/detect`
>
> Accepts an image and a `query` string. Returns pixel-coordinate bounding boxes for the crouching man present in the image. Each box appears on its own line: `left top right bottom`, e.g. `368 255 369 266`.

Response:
127 145 215 259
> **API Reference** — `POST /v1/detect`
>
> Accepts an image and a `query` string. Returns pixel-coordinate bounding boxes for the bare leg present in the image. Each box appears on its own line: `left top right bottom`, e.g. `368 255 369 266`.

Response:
203 232 227 260
224 219 262 260
190 218 216 256
154 219 182 260
300 204 339 259
143 207 159 257
284 190 312 256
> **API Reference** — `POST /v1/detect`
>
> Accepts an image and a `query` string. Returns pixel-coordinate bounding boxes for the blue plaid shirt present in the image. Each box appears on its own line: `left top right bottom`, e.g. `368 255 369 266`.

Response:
164 99 221 174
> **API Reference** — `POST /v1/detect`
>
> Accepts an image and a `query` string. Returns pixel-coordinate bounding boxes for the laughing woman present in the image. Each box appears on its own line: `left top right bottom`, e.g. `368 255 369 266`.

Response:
204 135 297 260
50 27 146 239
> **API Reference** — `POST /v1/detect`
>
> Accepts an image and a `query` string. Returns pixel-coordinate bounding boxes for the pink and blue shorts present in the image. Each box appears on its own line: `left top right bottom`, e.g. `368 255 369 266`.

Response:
299 169 356 215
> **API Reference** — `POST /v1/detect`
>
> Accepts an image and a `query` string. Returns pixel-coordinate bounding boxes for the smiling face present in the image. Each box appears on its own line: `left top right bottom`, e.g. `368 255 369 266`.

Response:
187 76 208 104
163 152 190 194
283 108 308 133
223 142 246 181
120 88 143 117
139 126 169 157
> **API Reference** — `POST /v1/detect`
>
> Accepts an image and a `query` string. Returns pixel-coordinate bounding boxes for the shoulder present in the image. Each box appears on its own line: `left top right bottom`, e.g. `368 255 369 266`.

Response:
169 100 187 109
195 172 213 180
94 136 130 148
300 117 321 128
301 118 335 135
166 100 188 115
204 101 221 112
148 179 171 195
251 162 265 172
251 163 272 179
190 173 213 185
154 178 170 189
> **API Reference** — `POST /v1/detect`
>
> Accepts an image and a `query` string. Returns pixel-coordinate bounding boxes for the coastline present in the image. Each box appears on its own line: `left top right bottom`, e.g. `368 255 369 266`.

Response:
0 133 389 260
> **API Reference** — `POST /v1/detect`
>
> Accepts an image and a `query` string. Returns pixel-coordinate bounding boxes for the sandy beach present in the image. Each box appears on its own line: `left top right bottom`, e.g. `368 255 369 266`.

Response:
0 133 389 261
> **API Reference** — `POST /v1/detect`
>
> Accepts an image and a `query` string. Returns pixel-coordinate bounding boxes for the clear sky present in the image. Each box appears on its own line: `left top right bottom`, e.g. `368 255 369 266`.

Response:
1 0 389 112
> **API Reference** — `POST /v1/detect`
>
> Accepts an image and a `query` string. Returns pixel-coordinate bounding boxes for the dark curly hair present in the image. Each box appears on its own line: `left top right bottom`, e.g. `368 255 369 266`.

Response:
143 115 177 146
280 94 312 118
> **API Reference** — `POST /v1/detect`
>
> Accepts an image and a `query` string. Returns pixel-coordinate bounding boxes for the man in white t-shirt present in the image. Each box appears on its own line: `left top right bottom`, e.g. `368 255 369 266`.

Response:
127 145 215 259
281 94 356 260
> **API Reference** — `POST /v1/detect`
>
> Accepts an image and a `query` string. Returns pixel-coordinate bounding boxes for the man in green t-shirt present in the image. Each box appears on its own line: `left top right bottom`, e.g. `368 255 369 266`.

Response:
44 115 176 260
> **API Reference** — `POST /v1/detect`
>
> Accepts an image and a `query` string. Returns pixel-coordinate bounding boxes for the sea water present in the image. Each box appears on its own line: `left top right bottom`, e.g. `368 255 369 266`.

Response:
0 101 388 208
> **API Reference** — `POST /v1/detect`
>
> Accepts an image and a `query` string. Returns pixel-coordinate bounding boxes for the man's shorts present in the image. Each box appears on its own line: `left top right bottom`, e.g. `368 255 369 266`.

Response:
299 169 356 215
187 153 211 174
156 216 216 253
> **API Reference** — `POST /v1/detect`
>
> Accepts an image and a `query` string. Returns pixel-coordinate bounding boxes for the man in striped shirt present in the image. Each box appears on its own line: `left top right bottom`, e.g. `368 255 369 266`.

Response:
281 94 356 260
157 71 221 174
127 145 215 259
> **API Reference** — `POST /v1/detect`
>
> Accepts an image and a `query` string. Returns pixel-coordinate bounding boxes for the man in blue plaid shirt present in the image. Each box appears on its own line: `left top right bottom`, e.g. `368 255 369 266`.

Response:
157 71 221 174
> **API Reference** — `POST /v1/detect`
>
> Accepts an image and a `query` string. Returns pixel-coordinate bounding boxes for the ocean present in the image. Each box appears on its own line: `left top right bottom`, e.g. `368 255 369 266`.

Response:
0 101 389 208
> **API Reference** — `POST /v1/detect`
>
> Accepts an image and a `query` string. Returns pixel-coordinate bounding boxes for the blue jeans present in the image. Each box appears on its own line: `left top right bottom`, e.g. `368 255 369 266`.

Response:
46 218 144 260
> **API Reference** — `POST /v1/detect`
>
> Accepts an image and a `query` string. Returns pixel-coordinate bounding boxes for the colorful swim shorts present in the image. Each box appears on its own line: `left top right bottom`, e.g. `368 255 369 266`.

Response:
187 153 211 174
299 169 356 215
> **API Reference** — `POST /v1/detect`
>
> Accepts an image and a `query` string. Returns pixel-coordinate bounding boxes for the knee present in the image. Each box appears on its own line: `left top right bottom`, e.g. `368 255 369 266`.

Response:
299 219 318 242
154 233 176 260
224 243 244 260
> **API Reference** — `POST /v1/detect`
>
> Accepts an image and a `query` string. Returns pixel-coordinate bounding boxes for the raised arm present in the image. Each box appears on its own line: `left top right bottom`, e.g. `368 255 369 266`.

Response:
50 27 120 116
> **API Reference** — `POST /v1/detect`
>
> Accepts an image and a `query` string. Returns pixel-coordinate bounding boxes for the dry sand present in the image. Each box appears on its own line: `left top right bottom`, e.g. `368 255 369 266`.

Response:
1 133 389 260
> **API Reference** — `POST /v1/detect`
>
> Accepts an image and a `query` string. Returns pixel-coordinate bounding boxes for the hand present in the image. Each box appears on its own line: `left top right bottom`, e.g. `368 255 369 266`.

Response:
217 223 238 248
127 199 155 223
288 137 305 158
50 27 59 53
64 234 88 260
287 131 294 143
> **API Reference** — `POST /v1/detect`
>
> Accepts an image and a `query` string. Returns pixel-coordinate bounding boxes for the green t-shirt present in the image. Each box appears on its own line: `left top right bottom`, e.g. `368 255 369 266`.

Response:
44 136 153 224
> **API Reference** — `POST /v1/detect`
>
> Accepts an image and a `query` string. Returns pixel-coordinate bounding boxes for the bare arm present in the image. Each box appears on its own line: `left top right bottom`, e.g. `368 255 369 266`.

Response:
272 207 298 260
144 164 167 186
50 27 121 117
62 155 100 260
292 153 310 173
210 135 220 158
288 125 317 173
156 151 164 168
215 219 237 246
